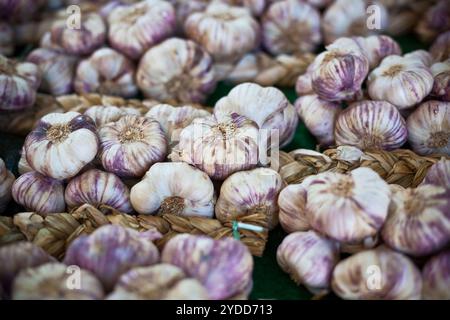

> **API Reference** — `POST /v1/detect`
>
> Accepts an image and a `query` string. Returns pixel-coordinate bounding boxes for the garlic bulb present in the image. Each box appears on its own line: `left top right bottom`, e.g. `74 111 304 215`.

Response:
295 61 316 96
26 48 77 96
172 114 260 180
130 162 215 217
98 115 167 178
64 225 160 291
261 0 321 55
332 246 422 300
431 60 450 102
0 158 14 213
422 159 450 192
108 264 209 300
368 54 434 110
221 0 267 17
12 171 65 214
403 49 433 67
65 169 133 213
278 183 310 233
12 263 104 300
215 168 283 229
0 54 41 111
422 250 450 300
335 100 407 151
24 112 99 180
184 2 260 63
356 35 402 69
406 100 450 156
74 48 138 98
161 234 253 300
137 38 216 104
83 105 128 128
304 168 391 243
415 0 450 43
0 22 13 56
167 0 209 27
381 184 450 257
430 31 450 62
107 0 176 60
295 94 342 147
277 231 340 294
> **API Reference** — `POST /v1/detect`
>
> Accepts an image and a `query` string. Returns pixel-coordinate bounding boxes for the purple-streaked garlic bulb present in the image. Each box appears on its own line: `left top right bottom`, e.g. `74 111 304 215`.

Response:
332 246 422 300
12 263 104 300
355 35 402 70
381 184 450 257
65 169 132 213
0 54 41 111
108 264 209 300
277 231 340 294
278 183 310 233
215 168 284 229
161 234 253 300
24 112 99 180
0 23 13 56
26 48 78 96
430 60 450 102
406 100 449 156
98 115 167 178
171 114 260 180
83 105 137 128
415 0 450 44
137 38 216 104
12 171 65 214
107 0 176 60
430 31 450 62
64 224 160 291
0 158 14 213
335 100 407 151
368 55 434 110
74 48 138 98
261 0 321 55
422 250 450 300
130 162 215 217
303 168 391 243
421 159 450 192
295 94 342 147
184 2 260 63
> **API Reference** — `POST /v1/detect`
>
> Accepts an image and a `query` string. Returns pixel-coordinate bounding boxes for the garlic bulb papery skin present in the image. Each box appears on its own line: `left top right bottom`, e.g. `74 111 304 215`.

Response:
415 0 450 44
215 168 283 229
98 115 167 178
74 48 138 99
403 50 433 68
12 263 104 300
356 35 402 70
24 112 99 180
64 225 160 291
304 168 391 243
406 100 450 156
422 250 450 300
277 231 340 294
431 60 450 102
323 0 389 45
335 100 407 151
261 0 321 55
161 234 253 300
278 183 310 233
26 48 77 96
137 38 216 104
108 264 209 300
107 0 176 60
65 169 133 213
184 2 260 63
295 94 342 147
12 171 65 214
84 105 127 128
368 55 434 110
0 23 13 56
381 184 450 257
0 55 41 111
0 158 14 213
422 159 450 192
130 162 215 217
331 246 422 300
430 31 450 62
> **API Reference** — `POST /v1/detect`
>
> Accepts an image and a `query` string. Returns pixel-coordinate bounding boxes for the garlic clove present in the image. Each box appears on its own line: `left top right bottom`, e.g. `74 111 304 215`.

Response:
335 100 407 151
0 158 14 214
24 111 99 180
430 31 450 62
278 183 310 233
331 246 422 300
65 169 133 213
422 250 450 300
130 162 215 217
277 230 340 294
406 100 450 156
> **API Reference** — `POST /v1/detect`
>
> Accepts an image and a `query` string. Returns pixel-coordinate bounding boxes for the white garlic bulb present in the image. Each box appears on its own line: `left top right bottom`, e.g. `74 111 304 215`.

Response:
335 100 407 151
277 230 340 294
332 246 422 300
406 100 449 156
130 162 215 217
24 112 99 180
215 168 284 229
278 183 310 234
0 158 14 213
368 55 434 109
304 167 391 243
422 250 450 300
98 115 167 178
137 38 217 104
